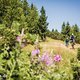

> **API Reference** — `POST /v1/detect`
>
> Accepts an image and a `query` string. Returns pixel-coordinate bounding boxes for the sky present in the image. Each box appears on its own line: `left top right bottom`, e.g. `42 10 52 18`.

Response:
28 0 80 32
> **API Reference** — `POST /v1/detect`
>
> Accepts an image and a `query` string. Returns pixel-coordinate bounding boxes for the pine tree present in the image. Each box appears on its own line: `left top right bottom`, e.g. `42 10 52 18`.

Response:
22 0 29 16
72 24 79 34
38 6 48 40
61 22 71 36
72 24 80 43
61 22 66 34
55 29 58 33
65 22 71 36
27 3 39 34
52 28 54 32
0 0 23 27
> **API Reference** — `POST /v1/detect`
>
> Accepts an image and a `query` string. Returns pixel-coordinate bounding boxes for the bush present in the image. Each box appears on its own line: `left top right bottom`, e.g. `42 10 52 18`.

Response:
71 48 80 80
26 33 37 44
0 43 21 80
71 62 80 80
77 48 80 61
0 24 17 49
47 32 63 40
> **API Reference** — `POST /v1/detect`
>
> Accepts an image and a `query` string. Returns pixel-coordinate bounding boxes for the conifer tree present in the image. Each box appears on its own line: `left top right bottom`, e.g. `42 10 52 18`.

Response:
38 6 48 40
52 28 54 32
27 3 39 34
61 22 71 36
61 22 66 34
65 22 71 36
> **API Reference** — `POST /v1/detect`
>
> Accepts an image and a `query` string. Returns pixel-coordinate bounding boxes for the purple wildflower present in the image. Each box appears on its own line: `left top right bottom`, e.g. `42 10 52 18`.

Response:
31 49 40 56
53 54 62 62
16 36 21 42
41 52 53 66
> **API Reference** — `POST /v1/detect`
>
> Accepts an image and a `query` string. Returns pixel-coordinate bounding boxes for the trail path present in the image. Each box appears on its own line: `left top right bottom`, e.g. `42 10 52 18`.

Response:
41 40 80 49
24 38 80 54
39 38 80 67
40 38 80 54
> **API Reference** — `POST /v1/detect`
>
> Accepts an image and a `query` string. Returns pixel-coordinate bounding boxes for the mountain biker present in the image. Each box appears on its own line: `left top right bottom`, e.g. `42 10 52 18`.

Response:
70 33 75 49
65 37 69 47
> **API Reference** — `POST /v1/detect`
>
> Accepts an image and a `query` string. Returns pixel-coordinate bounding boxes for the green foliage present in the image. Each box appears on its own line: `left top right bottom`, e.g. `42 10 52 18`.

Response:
0 0 39 35
72 24 79 34
11 21 20 34
61 22 71 37
71 61 80 80
61 22 66 34
52 28 54 32
0 0 22 27
38 6 48 41
77 48 80 61
0 43 21 80
76 32 80 44
0 24 17 49
48 22 80 44
70 48 80 80
47 29 63 40
71 25 80 43
27 3 39 34
26 33 37 44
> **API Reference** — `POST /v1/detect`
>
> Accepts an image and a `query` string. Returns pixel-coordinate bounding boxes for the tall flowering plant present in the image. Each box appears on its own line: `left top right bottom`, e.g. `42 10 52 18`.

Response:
41 52 53 66
31 48 62 73
53 54 62 62
31 49 40 56
16 28 26 48
16 36 21 43
53 54 62 70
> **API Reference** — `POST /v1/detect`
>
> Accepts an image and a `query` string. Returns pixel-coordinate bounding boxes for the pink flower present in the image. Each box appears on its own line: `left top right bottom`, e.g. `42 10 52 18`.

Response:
53 54 61 62
41 52 53 66
31 49 40 56
46 57 53 66
21 43 25 48
16 36 21 42
41 53 49 61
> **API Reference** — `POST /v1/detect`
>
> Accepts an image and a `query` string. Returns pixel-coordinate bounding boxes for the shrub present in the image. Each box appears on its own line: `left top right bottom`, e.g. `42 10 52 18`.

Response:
77 48 80 61
71 48 80 80
0 24 17 49
71 62 80 80
26 33 37 44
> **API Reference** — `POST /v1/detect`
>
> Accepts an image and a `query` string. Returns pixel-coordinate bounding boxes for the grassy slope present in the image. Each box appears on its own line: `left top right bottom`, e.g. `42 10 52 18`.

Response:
22 37 80 76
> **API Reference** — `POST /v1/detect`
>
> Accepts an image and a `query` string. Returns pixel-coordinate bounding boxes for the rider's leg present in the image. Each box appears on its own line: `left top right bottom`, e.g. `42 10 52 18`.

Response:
72 43 74 49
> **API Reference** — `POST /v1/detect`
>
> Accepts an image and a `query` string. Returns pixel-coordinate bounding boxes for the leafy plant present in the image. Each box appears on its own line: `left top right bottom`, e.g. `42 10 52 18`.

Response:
77 48 80 61
71 62 80 80
26 33 37 44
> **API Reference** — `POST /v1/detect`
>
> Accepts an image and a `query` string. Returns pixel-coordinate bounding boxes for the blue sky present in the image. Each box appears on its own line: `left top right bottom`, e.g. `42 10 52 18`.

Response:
28 0 80 32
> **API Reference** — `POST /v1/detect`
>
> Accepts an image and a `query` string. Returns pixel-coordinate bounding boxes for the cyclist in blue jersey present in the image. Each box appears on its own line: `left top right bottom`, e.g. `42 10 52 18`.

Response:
70 33 75 49
65 37 69 47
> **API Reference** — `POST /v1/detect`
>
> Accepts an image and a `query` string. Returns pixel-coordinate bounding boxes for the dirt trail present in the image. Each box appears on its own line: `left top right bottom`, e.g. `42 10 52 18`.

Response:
40 38 80 54
23 38 80 55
